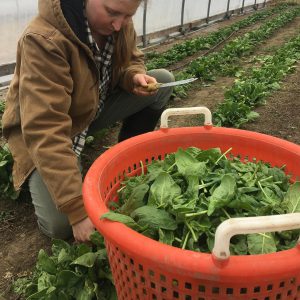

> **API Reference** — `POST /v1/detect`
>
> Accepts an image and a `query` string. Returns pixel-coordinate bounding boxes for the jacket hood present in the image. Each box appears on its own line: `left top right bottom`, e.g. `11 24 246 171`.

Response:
38 0 87 46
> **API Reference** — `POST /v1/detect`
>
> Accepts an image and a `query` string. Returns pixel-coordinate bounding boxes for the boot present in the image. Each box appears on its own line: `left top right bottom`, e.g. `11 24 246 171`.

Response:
118 106 165 142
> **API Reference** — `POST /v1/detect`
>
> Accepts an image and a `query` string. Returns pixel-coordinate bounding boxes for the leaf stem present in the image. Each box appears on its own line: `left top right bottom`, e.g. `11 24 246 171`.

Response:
185 221 197 242
185 210 208 218
140 160 145 176
182 231 190 250
222 208 231 219
215 147 232 165
166 162 177 173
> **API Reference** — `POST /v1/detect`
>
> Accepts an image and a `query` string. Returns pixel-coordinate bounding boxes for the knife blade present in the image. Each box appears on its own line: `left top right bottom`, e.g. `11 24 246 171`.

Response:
159 77 198 88
145 77 198 91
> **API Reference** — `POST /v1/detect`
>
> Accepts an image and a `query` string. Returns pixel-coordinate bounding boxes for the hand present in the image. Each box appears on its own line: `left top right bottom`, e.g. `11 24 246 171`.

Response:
132 73 158 96
72 217 95 243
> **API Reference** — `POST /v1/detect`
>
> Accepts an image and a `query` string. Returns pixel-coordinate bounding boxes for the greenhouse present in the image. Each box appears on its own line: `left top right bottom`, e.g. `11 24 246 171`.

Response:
0 0 300 299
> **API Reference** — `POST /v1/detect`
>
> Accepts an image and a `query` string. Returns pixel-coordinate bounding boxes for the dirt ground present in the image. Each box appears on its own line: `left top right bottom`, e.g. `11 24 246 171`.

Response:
1 6 300 299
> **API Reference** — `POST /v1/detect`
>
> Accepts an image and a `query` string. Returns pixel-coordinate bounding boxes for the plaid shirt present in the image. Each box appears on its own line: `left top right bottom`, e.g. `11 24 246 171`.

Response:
72 7 114 156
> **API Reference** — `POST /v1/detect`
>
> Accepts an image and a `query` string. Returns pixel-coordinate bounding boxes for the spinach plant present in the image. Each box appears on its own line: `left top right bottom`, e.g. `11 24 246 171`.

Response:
13 232 116 300
0 144 19 200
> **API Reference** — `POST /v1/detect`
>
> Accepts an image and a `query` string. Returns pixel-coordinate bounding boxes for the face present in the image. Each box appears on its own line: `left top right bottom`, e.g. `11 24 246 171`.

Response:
85 0 141 36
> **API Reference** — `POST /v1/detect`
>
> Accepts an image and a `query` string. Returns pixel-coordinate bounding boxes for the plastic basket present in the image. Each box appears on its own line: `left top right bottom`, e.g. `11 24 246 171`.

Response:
83 107 300 300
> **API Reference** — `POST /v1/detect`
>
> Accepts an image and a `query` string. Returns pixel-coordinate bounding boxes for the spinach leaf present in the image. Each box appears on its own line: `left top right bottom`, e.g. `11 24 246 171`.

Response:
207 174 236 215
131 206 177 231
247 233 277 254
148 171 181 208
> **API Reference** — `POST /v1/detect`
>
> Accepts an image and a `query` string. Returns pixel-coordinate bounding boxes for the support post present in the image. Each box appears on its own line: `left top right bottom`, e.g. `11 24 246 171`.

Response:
241 0 245 14
206 0 212 24
225 0 231 19
142 0 148 47
180 0 186 33
254 0 258 10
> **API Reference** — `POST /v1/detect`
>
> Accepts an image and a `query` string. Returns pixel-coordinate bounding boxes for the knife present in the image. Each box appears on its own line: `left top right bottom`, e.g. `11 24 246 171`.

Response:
145 77 198 91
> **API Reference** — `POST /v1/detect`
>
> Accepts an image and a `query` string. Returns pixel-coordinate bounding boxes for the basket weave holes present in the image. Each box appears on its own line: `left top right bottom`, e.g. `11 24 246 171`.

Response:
173 291 179 298
132 270 137 278
172 279 179 287
185 282 192 290
198 285 205 293
290 277 296 284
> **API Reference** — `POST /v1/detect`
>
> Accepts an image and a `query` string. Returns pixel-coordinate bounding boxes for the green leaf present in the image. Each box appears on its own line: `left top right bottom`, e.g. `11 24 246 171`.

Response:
37 250 57 275
56 270 82 288
175 148 207 177
57 248 71 264
101 211 141 231
90 231 105 248
283 182 300 213
118 183 149 215
148 172 181 208
159 229 175 245
247 233 277 254
27 288 48 300
207 174 236 216
72 252 98 268
131 206 177 231
37 273 55 291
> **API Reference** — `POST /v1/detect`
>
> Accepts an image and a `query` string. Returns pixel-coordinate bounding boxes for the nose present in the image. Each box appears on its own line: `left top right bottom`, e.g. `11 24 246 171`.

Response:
112 17 124 32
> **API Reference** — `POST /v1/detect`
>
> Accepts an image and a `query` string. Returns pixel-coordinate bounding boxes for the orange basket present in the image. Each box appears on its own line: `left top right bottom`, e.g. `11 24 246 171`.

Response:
83 107 300 300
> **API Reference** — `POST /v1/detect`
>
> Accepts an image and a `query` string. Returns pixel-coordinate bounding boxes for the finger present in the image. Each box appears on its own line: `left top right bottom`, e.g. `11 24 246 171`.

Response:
133 87 158 96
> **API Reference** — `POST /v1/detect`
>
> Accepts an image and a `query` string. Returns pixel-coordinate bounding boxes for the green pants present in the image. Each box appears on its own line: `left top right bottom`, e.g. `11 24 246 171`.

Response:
29 69 174 239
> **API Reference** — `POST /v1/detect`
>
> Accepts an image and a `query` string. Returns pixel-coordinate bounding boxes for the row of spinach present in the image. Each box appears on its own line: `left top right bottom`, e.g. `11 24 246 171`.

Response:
213 32 300 127
145 3 291 70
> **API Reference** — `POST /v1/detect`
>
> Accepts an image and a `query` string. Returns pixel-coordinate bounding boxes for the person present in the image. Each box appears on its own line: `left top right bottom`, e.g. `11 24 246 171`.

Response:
2 0 174 243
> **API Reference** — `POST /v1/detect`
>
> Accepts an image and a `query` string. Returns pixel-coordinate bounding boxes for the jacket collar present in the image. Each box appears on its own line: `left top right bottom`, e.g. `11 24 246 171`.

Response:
38 0 91 53
60 0 86 44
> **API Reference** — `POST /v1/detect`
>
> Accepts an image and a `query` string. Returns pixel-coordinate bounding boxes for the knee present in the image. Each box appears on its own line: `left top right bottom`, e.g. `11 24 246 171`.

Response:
147 69 175 83
38 218 73 240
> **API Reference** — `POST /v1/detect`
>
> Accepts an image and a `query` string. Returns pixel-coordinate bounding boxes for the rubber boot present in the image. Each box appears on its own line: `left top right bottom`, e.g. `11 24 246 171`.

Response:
118 106 165 142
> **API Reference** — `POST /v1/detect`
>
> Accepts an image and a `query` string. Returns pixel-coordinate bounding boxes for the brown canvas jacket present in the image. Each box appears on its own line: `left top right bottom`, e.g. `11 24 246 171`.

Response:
1 0 146 225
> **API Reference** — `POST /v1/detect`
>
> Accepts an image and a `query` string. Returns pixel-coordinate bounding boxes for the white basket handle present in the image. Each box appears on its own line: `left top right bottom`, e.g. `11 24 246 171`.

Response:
160 107 212 128
212 213 300 260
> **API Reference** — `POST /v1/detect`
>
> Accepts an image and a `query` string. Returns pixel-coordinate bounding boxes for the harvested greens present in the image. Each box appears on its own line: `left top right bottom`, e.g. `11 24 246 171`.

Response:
102 147 300 255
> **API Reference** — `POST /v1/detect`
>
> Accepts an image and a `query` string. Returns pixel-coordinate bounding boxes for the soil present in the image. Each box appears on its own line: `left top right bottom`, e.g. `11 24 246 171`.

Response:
1 5 300 299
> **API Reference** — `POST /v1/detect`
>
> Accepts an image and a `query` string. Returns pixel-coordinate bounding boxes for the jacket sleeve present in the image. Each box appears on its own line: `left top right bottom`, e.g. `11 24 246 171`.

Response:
19 33 87 225
119 22 146 92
